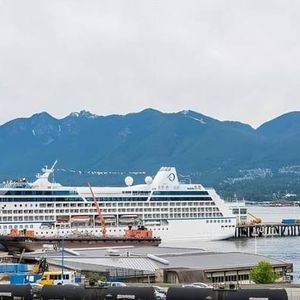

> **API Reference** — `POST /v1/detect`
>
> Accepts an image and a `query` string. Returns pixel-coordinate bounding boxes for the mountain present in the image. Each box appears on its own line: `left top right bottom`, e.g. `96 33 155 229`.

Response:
255 111 300 167
1 109 300 201
257 111 300 139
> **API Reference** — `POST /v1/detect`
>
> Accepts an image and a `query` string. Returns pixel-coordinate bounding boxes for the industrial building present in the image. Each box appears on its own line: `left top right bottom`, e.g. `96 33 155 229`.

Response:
25 246 293 285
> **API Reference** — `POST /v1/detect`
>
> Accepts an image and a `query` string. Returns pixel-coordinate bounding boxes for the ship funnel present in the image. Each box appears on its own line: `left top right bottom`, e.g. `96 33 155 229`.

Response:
31 161 61 188
151 167 179 187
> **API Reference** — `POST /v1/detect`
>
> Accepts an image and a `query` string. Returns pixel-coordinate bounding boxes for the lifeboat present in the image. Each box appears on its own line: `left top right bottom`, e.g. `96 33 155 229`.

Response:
56 216 70 223
70 215 90 223
119 214 140 224
144 220 161 226
96 215 116 224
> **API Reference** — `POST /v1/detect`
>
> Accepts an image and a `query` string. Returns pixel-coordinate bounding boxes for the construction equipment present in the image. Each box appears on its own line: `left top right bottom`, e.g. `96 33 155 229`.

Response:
32 257 49 274
88 183 107 237
125 225 153 238
248 212 262 224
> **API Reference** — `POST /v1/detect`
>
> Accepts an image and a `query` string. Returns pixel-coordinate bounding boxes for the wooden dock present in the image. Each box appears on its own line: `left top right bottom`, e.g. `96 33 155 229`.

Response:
235 223 300 238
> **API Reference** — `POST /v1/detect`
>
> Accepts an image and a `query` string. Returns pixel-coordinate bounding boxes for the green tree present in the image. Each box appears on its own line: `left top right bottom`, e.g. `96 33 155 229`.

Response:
84 272 106 286
250 261 279 284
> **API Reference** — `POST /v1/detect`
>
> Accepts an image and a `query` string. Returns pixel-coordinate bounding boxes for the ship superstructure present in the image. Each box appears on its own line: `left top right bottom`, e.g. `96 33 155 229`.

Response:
0 164 236 241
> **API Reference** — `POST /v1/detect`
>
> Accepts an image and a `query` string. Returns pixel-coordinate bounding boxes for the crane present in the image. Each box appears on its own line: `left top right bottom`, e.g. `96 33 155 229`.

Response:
248 212 262 224
88 183 107 237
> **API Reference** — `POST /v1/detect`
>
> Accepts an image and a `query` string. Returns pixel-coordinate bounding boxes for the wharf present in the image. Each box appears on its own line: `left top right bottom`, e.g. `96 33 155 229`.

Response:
235 223 300 238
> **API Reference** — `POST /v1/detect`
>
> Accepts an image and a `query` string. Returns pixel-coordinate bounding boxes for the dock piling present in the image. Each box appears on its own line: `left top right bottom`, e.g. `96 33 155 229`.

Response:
235 223 300 239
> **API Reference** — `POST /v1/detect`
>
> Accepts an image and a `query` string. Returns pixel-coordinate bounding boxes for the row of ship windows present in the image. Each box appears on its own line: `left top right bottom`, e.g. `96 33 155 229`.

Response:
232 208 247 214
97 201 215 207
4 191 78 196
206 219 233 224
85 197 213 202
0 197 83 202
0 224 34 230
36 229 169 236
152 191 209 195
0 223 234 231
1 216 55 221
0 225 170 233
3 190 209 197
7 201 217 209
0 212 223 221
144 213 223 218
149 197 212 201
122 191 151 195
1 206 220 215
0 196 213 202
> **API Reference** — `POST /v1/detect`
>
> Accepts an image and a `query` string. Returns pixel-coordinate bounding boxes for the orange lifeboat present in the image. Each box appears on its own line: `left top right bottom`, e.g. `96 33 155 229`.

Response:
124 225 153 238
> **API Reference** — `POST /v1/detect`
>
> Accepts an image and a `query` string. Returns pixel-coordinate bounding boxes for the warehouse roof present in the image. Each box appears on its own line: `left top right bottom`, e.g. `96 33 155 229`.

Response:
27 246 290 273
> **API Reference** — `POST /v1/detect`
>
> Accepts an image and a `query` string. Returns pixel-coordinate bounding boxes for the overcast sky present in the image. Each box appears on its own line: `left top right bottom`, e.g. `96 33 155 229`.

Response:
0 0 299 128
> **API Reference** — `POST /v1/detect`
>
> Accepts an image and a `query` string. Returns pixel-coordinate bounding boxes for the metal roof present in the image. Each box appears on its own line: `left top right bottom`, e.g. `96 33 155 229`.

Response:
49 256 158 272
28 246 290 273
157 252 289 270
38 246 205 257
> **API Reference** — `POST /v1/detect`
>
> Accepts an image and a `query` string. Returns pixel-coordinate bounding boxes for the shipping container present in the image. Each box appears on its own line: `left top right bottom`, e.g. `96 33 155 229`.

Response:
282 219 296 224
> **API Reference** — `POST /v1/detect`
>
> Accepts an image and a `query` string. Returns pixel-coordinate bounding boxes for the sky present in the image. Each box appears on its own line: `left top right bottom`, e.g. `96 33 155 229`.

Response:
0 0 299 128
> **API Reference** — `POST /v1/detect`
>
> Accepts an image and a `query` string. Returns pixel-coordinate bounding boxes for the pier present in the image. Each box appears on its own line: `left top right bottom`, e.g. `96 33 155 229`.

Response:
235 223 300 238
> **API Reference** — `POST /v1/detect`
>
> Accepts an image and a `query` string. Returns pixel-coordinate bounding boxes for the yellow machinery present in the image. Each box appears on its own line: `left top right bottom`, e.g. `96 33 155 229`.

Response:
32 257 49 274
248 212 262 224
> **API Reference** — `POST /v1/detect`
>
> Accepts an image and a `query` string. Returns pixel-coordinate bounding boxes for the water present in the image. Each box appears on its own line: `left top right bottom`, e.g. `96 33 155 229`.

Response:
162 205 300 282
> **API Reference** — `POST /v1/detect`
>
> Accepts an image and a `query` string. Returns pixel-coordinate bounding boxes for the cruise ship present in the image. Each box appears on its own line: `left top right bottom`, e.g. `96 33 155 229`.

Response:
0 163 237 242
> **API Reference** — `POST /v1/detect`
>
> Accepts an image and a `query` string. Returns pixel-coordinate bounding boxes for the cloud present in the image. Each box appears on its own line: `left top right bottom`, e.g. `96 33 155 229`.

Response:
0 0 299 127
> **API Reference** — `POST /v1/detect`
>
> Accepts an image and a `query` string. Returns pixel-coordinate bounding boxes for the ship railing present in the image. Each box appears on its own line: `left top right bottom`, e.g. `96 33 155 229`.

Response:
178 174 192 184
1 182 30 188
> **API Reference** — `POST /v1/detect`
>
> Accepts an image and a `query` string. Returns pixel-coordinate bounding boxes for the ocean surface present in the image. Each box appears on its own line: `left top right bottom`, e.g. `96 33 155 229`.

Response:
162 205 300 282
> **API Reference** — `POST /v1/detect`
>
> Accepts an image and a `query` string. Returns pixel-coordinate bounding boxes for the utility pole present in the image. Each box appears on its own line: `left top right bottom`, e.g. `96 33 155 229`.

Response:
61 238 64 284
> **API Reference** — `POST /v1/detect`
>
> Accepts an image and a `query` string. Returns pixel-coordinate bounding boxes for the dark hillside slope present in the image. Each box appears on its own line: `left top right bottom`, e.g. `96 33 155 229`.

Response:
0 109 300 200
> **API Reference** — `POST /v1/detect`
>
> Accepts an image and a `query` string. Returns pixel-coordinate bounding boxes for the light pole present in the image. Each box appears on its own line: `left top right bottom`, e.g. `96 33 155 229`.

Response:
61 238 64 285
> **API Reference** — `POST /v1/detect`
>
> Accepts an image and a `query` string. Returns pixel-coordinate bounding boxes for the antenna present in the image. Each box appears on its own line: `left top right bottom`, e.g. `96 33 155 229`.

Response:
50 161 58 187
50 160 58 172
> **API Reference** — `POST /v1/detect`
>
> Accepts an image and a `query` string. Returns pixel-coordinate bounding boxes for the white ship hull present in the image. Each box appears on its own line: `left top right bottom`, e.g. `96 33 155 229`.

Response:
0 165 238 243
157 219 235 241
11 217 236 242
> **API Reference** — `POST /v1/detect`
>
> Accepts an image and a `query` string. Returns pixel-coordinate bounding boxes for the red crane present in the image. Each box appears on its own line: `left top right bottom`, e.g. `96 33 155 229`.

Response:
88 183 107 237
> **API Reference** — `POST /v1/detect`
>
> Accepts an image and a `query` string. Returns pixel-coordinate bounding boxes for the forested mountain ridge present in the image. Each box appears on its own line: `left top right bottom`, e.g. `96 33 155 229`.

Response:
1 109 300 201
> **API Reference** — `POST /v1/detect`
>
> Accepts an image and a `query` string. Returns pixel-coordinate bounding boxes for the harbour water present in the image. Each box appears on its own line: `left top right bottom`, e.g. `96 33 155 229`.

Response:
162 205 300 282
